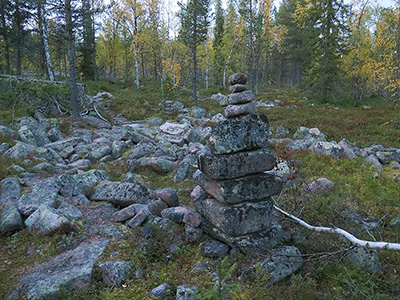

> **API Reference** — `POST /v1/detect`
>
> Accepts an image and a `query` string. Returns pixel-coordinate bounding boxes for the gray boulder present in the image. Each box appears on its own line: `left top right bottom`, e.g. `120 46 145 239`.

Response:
229 84 246 93
161 206 190 224
126 206 151 228
153 188 179 207
347 246 380 273
194 170 282 204
82 116 111 129
302 178 334 197
4 141 36 160
47 127 63 142
176 285 198 300
191 106 206 118
18 125 38 146
112 140 126 159
17 177 61 216
228 73 247 85
91 181 152 207
25 204 73 234
11 239 108 299
151 283 170 299
112 204 147 222
198 148 275 180
259 246 303 282
0 124 16 136
0 142 11 154
71 169 108 196
365 154 384 171
91 145 112 160
128 157 175 173
201 240 229 258
338 139 358 158
0 178 23 235
293 126 326 141
309 141 344 158
98 260 133 286
44 137 81 152
207 114 270 155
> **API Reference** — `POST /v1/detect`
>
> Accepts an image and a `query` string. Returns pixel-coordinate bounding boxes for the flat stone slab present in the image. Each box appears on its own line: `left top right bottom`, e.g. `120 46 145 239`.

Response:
194 170 282 204
160 122 189 136
224 101 257 118
229 84 247 93
207 114 270 155
194 197 273 236
220 90 254 106
198 148 275 180
91 181 152 207
11 239 108 300
202 217 282 252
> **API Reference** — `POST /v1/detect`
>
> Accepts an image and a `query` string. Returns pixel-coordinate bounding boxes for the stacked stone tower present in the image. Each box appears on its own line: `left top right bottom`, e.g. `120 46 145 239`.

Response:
193 73 284 252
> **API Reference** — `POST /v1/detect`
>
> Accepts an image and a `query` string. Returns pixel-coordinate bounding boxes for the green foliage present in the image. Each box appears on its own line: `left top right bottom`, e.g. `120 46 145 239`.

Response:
201 256 241 300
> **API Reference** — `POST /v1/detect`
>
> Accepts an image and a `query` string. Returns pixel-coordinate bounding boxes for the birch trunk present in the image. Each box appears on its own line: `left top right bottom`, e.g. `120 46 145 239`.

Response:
205 38 209 91
40 1 54 81
223 39 237 87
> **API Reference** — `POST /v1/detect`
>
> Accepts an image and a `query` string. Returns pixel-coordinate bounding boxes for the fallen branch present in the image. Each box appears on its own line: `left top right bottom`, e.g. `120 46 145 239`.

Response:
273 202 400 251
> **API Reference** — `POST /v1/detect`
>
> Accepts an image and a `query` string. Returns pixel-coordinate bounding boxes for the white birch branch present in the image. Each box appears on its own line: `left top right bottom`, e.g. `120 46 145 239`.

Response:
273 204 400 251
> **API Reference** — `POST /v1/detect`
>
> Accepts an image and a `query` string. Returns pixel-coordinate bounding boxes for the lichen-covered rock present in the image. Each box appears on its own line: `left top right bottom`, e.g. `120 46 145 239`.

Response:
198 148 275 180
91 145 112 160
293 126 327 141
44 137 81 152
25 204 73 234
191 106 206 118
302 178 334 197
200 240 229 258
160 122 189 136
128 157 175 173
228 73 247 85
220 90 254 106
183 210 202 227
0 178 23 235
190 185 207 202
176 285 199 300
127 206 151 228
18 125 38 146
224 101 257 118
365 154 384 171
153 188 179 207
11 239 108 299
148 199 168 217
112 204 147 222
4 141 36 160
98 260 133 286
91 181 152 207
309 141 344 158
161 206 190 224
338 139 359 158
194 170 282 204
202 218 283 252
195 197 273 236
111 140 126 159
151 283 171 299
259 246 303 282
229 84 246 93
347 246 380 273
207 114 270 155
185 225 203 242
82 116 111 129
17 177 61 216
47 127 63 142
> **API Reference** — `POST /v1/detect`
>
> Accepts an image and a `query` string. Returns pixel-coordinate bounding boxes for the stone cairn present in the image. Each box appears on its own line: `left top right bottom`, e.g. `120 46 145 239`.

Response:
192 73 284 252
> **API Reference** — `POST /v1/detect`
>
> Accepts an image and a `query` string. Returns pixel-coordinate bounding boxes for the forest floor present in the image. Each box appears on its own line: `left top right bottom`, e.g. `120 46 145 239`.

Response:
0 80 400 300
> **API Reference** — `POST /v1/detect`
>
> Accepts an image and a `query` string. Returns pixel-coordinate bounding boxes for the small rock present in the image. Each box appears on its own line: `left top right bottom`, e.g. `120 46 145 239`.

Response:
151 283 170 299
127 206 151 229
183 210 202 227
259 246 303 282
148 199 168 217
224 101 257 118
153 188 179 207
112 204 146 222
176 285 198 300
303 178 334 197
185 225 203 242
191 106 206 118
25 204 73 234
98 260 133 286
229 84 246 93
228 73 247 85
201 240 229 258
161 206 190 224
365 155 384 171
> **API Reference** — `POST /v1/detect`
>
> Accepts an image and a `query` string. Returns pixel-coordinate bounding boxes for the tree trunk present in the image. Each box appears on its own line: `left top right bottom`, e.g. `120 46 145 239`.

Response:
40 1 54 81
0 7 11 74
223 39 237 87
15 0 22 75
134 39 140 88
205 38 209 91
192 45 198 106
65 0 80 119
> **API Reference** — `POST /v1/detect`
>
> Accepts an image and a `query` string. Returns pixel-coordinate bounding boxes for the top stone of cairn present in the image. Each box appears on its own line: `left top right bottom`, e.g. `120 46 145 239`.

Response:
228 73 247 86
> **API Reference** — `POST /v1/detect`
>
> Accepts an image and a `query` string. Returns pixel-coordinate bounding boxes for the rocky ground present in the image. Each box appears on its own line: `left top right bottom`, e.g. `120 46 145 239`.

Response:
0 86 399 300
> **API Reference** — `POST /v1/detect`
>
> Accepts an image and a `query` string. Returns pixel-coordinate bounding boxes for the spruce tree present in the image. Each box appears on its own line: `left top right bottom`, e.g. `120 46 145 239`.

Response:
178 0 210 106
213 0 224 85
